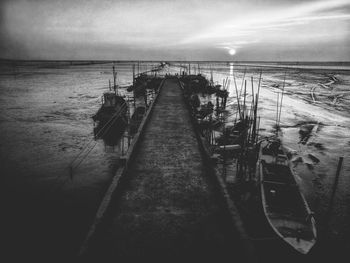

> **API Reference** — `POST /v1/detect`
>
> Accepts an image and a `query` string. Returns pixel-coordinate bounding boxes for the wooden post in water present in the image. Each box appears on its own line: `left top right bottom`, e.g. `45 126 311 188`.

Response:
127 103 131 147
113 65 117 94
132 64 136 108
327 157 344 219
233 76 241 119
239 68 246 98
251 76 255 105
277 72 287 127
252 72 262 143
243 80 247 120
255 116 261 145
276 92 280 132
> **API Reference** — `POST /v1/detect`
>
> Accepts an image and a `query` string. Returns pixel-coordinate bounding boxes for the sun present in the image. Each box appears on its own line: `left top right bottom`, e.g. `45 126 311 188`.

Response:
228 49 236 56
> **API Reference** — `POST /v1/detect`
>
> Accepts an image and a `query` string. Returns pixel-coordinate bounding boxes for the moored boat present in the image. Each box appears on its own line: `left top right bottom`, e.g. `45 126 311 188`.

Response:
92 92 127 123
256 139 317 254
93 66 128 141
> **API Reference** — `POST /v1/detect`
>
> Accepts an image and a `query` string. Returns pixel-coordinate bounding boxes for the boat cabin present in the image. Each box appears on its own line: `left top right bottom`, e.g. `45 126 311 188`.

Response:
261 140 288 165
102 92 118 107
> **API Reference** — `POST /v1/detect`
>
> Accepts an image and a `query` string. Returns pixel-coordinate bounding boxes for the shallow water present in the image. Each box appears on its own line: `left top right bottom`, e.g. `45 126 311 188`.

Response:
0 60 349 261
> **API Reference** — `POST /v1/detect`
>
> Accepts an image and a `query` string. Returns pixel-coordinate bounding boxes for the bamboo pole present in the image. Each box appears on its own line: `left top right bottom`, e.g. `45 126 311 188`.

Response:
251 76 255 105
327 157 344 219
239 68 247 98
233 76 241 119
277 72 287 126
252 71 262 141
247 105 253 144
256 70 262 108
255 116 261 145
132 64 136 108
224 79 229 108
243 80 247 120
252 93 259 142
256 72 262 110
113 65 116 93
276 92 279 131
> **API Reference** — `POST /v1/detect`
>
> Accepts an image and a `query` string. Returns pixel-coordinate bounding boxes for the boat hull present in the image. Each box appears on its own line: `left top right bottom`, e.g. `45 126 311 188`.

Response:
257 141 317 254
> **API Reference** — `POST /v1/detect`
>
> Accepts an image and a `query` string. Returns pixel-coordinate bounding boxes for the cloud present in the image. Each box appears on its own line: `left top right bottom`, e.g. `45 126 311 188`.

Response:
0 0 349 60
181 0 350 52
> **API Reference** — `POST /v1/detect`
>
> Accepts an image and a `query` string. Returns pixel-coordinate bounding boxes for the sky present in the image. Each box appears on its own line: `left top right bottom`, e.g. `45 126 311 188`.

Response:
0 0 350 61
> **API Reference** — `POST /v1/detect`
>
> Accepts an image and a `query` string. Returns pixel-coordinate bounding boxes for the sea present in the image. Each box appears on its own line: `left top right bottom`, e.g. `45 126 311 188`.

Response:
0 60 349 262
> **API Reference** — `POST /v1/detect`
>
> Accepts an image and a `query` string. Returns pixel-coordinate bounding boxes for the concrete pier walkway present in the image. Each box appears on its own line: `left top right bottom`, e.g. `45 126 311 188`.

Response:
81 78 249 262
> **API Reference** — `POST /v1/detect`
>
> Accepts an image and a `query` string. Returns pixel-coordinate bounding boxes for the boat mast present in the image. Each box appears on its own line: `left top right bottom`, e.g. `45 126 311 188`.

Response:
277 72 287 127
113 65 117 94
233 75 242 119
276 92 279 133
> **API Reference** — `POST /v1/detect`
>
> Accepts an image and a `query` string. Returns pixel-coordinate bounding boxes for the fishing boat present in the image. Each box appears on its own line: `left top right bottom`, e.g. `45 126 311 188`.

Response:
93 66 128 142
256 139 317 254
127 74 162 97
216 118 249 146
93 92 127 123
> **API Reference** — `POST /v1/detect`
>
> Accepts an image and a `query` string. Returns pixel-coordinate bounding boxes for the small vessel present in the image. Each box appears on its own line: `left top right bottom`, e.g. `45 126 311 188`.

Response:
127 74 162 97
196 101 214 119
216 119 249 146
93 66 128 142
92 93 127 123
256 139 317 254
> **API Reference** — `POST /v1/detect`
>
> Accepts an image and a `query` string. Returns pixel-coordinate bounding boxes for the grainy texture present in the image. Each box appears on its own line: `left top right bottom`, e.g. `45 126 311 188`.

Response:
87 78 240 262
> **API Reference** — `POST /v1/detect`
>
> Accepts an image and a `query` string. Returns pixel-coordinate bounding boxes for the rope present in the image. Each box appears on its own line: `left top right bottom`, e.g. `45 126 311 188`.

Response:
68 102 127 168
68 102 128 177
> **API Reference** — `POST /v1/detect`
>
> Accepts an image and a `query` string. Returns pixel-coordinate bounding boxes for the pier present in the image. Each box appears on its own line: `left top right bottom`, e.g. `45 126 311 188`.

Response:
79 77 254 262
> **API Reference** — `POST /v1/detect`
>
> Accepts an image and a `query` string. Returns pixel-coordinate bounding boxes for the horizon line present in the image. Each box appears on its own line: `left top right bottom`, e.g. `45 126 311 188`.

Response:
1 58 350 63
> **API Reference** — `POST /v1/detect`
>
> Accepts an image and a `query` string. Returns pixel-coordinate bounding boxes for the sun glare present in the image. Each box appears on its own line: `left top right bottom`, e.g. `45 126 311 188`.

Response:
229 49 236 56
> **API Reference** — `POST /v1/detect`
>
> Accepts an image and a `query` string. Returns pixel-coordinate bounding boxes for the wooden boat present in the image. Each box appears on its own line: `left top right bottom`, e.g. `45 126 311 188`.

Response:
198 118 223 131
256 139 317 254
180 74 210 94
93 113 127 146
216 119 249 146
92 92 127 143
93 92 127 124
93 66 128 142
196 101 214 119
127 74 162 97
